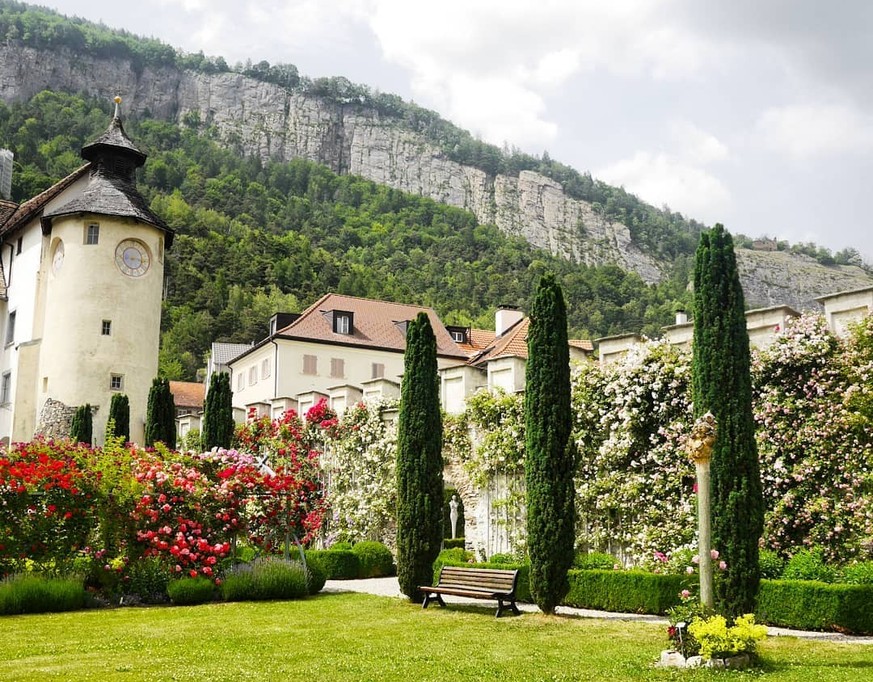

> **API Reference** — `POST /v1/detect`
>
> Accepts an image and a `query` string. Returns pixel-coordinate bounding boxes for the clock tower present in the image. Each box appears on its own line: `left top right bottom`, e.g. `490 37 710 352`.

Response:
31 98 174 445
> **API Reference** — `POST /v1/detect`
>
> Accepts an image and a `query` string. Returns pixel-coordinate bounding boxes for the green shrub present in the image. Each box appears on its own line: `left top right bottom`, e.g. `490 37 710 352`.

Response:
221 558 309 602
442 538 465 550
783 547 836 583
433 547 473 574
331 541 354 551
304 550 360 580
564 570 684 615
573 552 617 570
352 541 395 578
125 556 171 603
488 553 516 565
757 579 873 634
0 574 86 615
687 614 767 660
758 549 786 580
167 576 214 606
841 561 873 585
305 555 326 594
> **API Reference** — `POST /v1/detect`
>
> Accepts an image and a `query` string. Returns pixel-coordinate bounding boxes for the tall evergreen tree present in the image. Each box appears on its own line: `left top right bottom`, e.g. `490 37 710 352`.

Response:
692 224 764 617
145 378 177 449
107 393 130 444
524 273 576 614
70 404 93 445
201 372 234 450
396 312 444 601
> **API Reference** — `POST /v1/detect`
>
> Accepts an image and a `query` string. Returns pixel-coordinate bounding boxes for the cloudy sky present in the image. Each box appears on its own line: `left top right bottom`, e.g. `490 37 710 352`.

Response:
43 0 873 262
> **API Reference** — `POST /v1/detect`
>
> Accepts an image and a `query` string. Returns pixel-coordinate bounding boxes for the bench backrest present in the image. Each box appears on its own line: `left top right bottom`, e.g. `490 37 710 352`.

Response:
438 566 519 594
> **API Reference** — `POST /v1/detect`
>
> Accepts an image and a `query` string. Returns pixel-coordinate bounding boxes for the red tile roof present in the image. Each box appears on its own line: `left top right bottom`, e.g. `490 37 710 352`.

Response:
169 381 205 409
0 165 89 238
470 319 594 365
470 318 530 365
275 293 470 359
569 339 595 352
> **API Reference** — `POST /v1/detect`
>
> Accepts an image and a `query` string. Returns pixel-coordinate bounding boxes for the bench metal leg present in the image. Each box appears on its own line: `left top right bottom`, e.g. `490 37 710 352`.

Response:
422 592 446 609
495 599 521 618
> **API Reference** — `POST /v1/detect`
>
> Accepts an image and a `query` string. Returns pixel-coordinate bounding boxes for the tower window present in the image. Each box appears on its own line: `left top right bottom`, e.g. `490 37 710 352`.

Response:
5 310 15 346
85 223 99 245
372 363 385 379
1 371 10 403
303 354 317 375
110 374 124 391
102 320 112 336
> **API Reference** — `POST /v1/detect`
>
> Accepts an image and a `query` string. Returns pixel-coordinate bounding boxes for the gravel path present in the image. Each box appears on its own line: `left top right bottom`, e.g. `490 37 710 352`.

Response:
323 577 873 643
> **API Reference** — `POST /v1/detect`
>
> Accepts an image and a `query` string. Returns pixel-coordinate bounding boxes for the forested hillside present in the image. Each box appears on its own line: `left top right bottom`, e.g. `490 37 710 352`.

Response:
0 91 693 379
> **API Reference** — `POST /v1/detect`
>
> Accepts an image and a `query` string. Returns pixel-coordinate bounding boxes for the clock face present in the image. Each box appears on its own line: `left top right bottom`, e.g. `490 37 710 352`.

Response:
115 239 150 277
52 240 64 274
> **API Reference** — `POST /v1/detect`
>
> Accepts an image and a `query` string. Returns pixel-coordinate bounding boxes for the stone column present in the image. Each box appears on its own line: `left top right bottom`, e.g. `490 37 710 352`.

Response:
686 412 717 609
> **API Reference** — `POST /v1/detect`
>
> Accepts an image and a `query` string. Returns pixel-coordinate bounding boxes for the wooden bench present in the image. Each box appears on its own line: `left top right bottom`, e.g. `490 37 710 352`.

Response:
420 566 521 617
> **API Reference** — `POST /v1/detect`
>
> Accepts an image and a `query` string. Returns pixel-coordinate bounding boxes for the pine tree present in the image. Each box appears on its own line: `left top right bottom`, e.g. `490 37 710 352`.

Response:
145 378 176 449
107 393 130 444
70 404 93 445
524 273 576 614
692 224 764 617
396 312 444 601
201 372 234 450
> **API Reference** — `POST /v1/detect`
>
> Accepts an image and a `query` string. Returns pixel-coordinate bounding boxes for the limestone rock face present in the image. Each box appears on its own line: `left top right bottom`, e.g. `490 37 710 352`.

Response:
0 46 661 280
1 46 871 300
736 249 873 310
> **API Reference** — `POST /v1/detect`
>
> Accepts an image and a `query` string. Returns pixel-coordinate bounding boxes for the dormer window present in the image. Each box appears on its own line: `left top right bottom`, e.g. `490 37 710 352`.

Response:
333 311 353 335
447 326 469 344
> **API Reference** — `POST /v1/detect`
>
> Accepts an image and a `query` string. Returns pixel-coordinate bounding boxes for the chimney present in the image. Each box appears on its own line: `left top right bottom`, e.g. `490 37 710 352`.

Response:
675 310 688 325
495 305 524 336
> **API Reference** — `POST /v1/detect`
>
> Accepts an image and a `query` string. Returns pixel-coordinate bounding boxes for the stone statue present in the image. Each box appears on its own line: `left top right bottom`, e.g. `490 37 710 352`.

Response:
449 494 459 539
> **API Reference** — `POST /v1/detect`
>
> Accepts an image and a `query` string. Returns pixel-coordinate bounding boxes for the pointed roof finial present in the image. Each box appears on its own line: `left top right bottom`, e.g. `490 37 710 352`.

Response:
113 95 122 119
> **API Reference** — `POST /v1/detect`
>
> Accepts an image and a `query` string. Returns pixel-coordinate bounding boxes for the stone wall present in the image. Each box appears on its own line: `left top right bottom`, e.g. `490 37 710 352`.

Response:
35 398 78 440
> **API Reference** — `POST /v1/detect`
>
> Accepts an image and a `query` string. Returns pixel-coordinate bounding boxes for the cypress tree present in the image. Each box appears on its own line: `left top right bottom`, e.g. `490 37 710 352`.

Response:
692 224 764 617
107 393 130 444
145 378 177 449
70 404 93 445
524 273 576 614
396 312 444 601
201 372 234 451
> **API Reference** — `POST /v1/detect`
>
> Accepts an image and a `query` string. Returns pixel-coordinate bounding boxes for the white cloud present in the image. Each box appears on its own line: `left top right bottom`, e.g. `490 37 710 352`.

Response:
756 103 873 159
672 121 730 164
364 0 719 153
596 151 730 221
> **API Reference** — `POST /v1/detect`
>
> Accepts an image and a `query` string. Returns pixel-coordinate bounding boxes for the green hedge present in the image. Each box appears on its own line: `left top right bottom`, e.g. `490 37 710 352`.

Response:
305 550 360 580
351 542 395 578
756 579 873 634
564 570 683 615
442 538 466 550
433 553 679 615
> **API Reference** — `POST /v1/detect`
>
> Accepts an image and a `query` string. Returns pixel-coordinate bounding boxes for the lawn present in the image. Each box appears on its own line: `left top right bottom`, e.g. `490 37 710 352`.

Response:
1 592 871 681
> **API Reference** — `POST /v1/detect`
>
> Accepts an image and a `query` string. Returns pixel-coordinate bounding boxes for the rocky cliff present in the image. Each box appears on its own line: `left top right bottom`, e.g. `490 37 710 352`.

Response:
1 45 870 305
